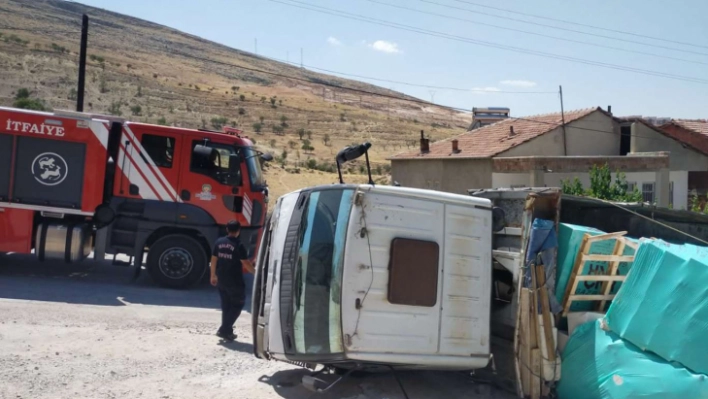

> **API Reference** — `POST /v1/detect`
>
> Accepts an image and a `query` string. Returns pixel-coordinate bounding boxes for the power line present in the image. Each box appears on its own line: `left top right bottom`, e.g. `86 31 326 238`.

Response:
263 55 557 93
266 0 708 85
419 0 708 58
363 0 708 67
448 0 708 51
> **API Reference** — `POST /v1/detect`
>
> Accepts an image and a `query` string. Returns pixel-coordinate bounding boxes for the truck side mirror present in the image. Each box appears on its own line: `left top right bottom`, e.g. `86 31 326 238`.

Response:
260 153 274 162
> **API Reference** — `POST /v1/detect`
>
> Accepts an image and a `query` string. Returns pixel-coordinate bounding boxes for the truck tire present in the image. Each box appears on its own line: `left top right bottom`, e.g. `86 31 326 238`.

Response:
146 235 207 289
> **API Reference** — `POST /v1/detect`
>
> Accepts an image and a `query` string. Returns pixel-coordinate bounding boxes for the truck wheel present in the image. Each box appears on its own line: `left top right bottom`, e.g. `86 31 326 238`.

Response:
146 235 207 289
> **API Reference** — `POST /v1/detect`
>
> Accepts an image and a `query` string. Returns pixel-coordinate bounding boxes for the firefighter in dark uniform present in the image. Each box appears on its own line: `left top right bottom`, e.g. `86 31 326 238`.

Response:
210 220 255 341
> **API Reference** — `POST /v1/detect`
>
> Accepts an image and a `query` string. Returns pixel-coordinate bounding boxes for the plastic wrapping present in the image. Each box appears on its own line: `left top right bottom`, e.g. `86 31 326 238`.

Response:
525 218 562 313
605 240 708 375
557 320 708 399
555 223 636 312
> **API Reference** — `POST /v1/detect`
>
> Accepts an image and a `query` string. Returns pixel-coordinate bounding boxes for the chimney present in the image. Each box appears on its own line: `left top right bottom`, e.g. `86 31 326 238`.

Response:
452 139 460 154
608 105 612 115
509 125 515 136
420 130 430 153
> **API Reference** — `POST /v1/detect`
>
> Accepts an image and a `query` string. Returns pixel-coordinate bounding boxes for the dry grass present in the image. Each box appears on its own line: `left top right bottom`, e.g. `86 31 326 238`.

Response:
0 0 469 197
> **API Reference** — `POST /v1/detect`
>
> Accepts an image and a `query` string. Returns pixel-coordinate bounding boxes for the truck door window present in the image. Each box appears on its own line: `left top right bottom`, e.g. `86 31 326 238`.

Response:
141 134 175 168
292 189 354 355
190 141 240 184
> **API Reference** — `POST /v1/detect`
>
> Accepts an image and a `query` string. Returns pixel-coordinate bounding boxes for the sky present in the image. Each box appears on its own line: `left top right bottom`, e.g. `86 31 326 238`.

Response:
75 0 708 119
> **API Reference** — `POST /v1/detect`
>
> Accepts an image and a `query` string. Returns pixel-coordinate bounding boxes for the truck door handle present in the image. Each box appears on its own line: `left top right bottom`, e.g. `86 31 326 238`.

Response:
180 190 190 201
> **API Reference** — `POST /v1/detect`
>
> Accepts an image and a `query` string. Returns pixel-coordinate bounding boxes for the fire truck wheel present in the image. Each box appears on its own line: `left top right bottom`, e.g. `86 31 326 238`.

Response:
146 235 207 289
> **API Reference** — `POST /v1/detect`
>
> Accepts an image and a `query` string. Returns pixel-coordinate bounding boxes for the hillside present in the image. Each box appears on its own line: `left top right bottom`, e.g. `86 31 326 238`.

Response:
0 0 470 199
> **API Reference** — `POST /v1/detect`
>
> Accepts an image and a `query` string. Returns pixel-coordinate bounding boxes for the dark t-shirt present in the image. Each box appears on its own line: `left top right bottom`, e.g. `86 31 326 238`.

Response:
212 236 249 292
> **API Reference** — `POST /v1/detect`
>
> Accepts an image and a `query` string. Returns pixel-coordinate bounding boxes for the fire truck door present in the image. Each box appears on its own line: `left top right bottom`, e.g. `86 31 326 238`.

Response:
179 139 243 224
116 129 182 202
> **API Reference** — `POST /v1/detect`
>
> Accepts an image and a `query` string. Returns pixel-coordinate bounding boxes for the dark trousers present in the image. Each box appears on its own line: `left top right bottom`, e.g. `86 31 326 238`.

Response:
218 284 245 336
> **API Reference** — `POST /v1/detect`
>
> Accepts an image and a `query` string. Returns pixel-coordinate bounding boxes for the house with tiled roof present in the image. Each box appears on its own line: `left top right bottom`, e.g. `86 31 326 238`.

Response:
389 107 708 209
658 119 708 196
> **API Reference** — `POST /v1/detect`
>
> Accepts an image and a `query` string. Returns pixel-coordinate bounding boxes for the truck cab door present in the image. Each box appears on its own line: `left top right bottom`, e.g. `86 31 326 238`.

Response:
114 127 182 202
178 139 245 225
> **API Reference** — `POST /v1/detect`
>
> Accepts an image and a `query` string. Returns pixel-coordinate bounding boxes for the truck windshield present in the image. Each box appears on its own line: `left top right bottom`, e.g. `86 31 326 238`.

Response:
293 189 353 355
243 147 265 189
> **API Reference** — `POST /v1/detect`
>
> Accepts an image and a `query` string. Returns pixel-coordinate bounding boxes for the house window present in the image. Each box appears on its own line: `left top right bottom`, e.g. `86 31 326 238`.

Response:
388 238 439 307
642 183 655 204
141 134 175 168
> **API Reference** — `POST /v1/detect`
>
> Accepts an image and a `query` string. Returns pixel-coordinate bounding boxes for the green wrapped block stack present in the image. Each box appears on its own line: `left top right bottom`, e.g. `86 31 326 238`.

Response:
605 240 708 375
557 319 708 399
556 223 636 312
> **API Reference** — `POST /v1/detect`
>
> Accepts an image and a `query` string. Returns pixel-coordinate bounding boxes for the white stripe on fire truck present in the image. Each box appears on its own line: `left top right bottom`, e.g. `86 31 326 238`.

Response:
123 126 180 203
116 142 160 201
88 121 109 149
120 128 175 202
243 194 253 224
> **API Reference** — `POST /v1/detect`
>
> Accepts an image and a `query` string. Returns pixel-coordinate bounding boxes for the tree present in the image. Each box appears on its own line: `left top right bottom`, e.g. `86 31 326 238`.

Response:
238 107 246 115
259 116 265 124
239 94 246 101
157 116 167 126
302 139 314 152
307 159 318 169
306 130 312 140
231 85 240 92
211 116 229 130
297 128 305 140
13 88 46 111
323 133 331 146
560 163 642 202
252 122 263 134
273 125 284 135
270 97 277 106
280 115 288 127
130 105 142 116
260 96 267 103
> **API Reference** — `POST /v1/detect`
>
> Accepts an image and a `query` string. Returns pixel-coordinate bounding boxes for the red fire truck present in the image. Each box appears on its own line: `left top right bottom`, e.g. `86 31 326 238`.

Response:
0 106 270 288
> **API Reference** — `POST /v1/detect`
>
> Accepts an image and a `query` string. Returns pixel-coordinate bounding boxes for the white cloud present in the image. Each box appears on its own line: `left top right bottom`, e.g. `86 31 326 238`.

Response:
369 40 402 54
500 80 537 88
471 87 501 93
327 36 342 46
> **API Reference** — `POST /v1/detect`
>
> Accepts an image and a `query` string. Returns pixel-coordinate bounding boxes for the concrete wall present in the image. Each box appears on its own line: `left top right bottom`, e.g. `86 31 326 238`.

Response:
492 170 689 209
631 122 708 171
500 111 620 158
391 158 493 195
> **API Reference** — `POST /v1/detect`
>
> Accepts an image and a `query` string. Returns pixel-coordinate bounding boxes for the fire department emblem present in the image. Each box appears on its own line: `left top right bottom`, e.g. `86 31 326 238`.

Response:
195 184 216 201
31 152 68 186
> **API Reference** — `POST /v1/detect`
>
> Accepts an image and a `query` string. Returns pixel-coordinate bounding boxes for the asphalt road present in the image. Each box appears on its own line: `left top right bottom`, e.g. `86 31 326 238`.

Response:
0 253 515 399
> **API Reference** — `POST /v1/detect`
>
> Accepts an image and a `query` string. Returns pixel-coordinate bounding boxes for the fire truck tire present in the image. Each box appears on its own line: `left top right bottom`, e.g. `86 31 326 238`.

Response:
146 235 207 289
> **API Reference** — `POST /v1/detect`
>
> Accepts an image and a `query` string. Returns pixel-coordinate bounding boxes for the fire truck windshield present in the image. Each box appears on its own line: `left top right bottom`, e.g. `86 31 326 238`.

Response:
243 147 265 189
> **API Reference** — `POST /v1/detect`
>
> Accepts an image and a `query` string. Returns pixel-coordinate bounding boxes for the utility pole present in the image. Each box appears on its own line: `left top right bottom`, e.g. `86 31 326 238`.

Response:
428 90 436 104
559 85 568 156
76 14 89 112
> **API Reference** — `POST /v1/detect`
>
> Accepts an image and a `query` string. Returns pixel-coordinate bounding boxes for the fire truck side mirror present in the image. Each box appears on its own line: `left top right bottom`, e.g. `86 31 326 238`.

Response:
260 153 274 162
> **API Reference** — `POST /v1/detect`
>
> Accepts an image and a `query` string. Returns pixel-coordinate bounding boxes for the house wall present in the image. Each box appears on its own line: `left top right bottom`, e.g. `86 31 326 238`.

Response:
391 158 493 195
500 111 620 158
631 122 708 171
492 170 689 209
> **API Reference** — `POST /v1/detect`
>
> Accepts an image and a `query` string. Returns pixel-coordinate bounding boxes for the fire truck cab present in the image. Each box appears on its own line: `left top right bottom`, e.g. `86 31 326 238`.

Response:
0 107 269 288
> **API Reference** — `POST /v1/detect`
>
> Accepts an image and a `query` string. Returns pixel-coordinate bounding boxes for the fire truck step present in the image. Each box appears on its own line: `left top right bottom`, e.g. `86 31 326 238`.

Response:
111 254 133 267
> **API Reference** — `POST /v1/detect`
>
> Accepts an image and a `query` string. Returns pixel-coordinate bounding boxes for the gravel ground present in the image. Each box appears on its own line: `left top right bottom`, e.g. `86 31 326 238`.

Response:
0 253 515 399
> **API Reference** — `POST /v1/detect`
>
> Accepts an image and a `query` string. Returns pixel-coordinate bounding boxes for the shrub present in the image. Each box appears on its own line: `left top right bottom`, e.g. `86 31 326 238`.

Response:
211 116 229 130
238 107 246 115
253 123 263 134
157 116 167 126
130 105 142 116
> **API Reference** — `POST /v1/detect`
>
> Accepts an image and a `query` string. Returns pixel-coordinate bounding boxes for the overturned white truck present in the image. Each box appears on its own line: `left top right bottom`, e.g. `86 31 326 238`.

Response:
250 145 502 390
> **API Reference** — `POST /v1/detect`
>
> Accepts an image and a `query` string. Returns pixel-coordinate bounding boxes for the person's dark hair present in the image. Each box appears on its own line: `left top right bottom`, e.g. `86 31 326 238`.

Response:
226 220 241 233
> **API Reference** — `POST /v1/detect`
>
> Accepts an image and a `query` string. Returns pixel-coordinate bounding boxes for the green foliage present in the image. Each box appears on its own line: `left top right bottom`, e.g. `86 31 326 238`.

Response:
231 86 240 92
272 125 284 135
302 139 314 152
107 101 122 116
690 190 702 213
323 133 331 146
252 122 263 134
260 96 267 103
14 97 46 111
50 43 69 53
130 105 142 116
270 97 277 106
15 89 30 100
136 86 143 97
280 115 288 127
67 88 77 101
306 130 312 140
211 116 229 130
281 149 288 160
297 128 305 140
288 140 298 149
5 34 29 46
239 94 246 101
157 116 167 126
238 107 246 115
560 163 642 202
306 159 318 169
89 54 105 64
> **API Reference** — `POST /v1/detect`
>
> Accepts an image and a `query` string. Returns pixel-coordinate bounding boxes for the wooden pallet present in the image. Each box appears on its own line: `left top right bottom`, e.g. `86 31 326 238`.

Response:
561 232 636 316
